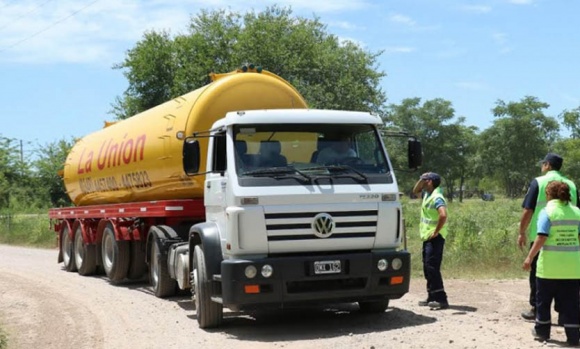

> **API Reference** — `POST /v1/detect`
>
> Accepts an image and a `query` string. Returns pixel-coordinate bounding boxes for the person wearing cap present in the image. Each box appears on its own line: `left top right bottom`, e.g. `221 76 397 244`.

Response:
522 181 580 345
413 172 449 310
518 152 579 320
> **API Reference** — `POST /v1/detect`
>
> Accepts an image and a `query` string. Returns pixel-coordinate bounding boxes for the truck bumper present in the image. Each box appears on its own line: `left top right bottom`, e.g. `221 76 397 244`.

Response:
220 250 410 309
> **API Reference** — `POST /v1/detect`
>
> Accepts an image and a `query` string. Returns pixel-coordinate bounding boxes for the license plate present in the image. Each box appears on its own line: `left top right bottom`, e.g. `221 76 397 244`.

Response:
314 260 341 274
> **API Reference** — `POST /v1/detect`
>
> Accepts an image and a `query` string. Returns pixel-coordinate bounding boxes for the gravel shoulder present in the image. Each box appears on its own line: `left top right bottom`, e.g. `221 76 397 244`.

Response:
0 244 571 349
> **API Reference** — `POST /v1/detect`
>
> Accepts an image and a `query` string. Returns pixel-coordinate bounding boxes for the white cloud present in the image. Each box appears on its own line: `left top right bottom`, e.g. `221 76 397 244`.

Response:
330 21 360 30
0 0 370 65
461 5 492 14
389 14 417 27
384 46 416 54
508 0 534 4
267 0 369 12
338 37 366 48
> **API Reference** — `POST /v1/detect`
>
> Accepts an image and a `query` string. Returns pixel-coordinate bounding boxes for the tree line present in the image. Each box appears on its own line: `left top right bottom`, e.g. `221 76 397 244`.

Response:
2 6 579 211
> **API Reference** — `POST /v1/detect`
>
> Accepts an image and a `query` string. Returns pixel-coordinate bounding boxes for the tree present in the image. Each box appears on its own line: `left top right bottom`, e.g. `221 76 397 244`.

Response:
560 106 580 139
385 98 475 200
111 31 176 119
111 6 386 119
0 136 37 210
33 139 74 207
479 96 559 197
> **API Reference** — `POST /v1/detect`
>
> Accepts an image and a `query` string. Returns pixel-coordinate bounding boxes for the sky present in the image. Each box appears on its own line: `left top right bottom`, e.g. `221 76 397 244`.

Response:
1 0 579 157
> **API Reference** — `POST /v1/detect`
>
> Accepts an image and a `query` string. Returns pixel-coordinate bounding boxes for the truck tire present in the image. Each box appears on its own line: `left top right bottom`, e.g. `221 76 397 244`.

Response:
149 237 176 297
62 225 77 272
128 241 147 280
358 299 390 313
192 245 223 328
101 224 130 282
74 226 96 276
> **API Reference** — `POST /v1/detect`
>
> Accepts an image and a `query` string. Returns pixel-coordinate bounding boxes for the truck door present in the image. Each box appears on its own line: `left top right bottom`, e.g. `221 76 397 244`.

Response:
205 132 227 222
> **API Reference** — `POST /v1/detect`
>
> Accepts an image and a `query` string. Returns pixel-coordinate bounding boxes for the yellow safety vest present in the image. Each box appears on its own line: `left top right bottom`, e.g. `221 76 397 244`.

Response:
529 171 577 242
419 188 448 241
536 200 580 279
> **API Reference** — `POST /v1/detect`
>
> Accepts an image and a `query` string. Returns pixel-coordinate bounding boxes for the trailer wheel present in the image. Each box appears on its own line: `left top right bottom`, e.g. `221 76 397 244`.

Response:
192 245 223 328
149 237 176 297
74 226 96 276
101 224 130 282
62 225 77 272
358 299 390 313
128 241 147 280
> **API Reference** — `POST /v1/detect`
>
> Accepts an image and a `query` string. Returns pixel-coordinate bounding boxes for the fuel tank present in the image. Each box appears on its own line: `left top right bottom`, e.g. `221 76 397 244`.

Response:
63 68 307 206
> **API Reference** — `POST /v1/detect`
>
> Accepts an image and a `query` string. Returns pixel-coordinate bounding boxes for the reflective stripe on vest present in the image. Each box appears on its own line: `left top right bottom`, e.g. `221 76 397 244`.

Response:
529 171 577 242
536 200 580 279
419 188 448 241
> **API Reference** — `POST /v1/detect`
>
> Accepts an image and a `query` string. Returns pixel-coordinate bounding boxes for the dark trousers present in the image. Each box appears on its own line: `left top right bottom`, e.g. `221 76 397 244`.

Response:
422 234 447 303
535 278 579 344
528 243 539 307
529 243 560 313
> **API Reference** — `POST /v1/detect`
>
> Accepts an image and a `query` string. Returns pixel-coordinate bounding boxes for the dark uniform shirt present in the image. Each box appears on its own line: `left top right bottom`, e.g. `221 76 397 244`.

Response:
522 178 580 210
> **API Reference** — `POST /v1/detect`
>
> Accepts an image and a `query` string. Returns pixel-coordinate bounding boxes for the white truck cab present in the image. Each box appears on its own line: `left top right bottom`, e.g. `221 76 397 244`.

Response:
181 109 422 328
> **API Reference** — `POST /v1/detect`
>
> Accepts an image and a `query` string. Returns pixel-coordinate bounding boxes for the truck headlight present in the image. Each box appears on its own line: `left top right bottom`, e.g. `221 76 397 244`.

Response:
392 258 403 271
377 259 388 271
261 264 273 278
245 265 257 278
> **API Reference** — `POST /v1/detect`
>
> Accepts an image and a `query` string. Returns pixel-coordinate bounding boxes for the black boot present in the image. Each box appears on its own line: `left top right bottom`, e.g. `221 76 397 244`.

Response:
521 307 536 320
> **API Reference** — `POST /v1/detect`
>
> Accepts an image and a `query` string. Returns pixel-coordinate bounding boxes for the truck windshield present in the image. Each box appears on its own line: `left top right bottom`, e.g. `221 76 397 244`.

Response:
233 124 393 186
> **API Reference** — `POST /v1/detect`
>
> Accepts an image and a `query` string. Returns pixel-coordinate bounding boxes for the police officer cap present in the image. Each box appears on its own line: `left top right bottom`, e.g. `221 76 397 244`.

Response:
420 172 441 181
540 153 563 170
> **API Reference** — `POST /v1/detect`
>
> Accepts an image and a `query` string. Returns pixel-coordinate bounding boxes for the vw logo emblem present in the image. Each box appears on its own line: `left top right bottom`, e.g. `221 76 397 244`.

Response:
312 213 335 238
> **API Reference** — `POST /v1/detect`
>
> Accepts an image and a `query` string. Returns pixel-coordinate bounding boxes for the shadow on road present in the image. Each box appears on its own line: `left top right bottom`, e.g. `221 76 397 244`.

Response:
198 305 436 341
96 277 438 341
448 304 478 314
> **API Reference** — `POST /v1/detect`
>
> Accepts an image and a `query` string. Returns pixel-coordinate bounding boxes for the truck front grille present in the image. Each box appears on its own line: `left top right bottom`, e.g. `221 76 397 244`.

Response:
265 210 377 242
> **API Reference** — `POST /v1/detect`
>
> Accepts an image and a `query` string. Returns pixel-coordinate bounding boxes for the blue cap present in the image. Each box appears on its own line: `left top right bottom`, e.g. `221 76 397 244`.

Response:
421 172 441 181
540 153 563 170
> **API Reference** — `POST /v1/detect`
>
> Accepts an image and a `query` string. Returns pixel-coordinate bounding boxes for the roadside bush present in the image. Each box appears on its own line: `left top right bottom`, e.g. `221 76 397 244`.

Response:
0 212 55 248
404 197 525 279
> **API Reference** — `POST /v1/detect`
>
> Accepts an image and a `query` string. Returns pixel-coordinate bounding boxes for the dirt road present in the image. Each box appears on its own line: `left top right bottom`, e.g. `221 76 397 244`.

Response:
0 244 572 349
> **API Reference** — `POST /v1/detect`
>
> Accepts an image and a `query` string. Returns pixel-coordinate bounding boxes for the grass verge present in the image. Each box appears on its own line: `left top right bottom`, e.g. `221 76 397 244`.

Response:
404 197 526 279
0 327 7 349
0 199 527 279
0 213 56 248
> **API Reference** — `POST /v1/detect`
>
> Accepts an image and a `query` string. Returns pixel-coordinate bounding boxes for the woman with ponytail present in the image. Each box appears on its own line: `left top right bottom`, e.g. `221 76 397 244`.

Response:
523 181 580 345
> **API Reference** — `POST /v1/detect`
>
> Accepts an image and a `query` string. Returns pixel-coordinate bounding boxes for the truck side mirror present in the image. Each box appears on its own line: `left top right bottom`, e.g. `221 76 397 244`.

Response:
183 138 200 175
408 139 422 169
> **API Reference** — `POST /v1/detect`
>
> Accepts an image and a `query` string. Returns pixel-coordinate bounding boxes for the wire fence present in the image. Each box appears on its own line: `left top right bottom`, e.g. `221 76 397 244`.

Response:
0 213 56 247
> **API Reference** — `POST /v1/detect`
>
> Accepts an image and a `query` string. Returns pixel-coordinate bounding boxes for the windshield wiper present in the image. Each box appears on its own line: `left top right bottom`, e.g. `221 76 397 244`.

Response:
241 166 312 182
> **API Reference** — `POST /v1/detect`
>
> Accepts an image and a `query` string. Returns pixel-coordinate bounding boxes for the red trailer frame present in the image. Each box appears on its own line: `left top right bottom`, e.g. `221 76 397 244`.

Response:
49 199 205 262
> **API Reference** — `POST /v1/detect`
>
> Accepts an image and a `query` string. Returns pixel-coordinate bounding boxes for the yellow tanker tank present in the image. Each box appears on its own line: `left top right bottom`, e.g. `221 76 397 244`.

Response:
64 68 308 206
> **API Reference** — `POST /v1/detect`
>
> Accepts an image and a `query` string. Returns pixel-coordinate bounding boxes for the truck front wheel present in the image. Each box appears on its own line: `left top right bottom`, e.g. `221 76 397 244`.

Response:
74 225 96 276
62 225 77 272
101 224 129 282
192 245 223 328
358 299 390 313
149 237 176 298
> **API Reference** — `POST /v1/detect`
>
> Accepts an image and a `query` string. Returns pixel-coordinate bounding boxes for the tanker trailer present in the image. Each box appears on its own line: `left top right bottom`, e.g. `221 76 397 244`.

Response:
50 65 422 329
50 65 307 280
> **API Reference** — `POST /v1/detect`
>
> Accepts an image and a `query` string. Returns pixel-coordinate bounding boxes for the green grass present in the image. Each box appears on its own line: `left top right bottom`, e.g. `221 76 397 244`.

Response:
0 327 7 349
403 197 527 279
0 213 56 248
0 199 528 279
